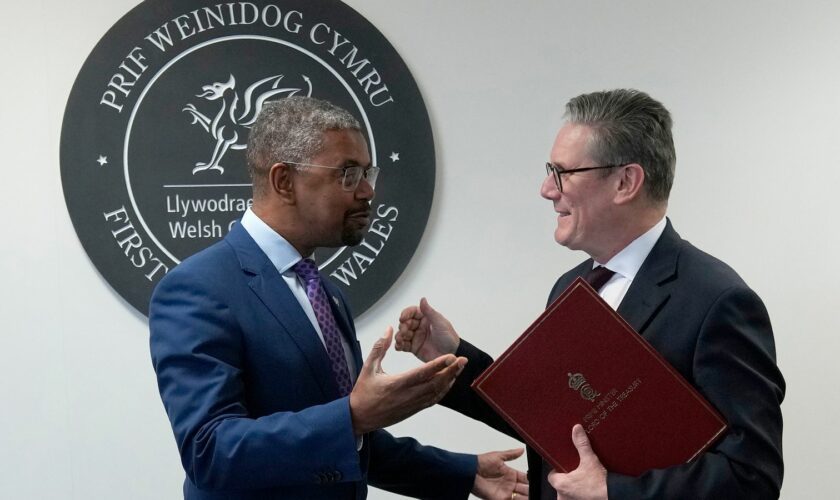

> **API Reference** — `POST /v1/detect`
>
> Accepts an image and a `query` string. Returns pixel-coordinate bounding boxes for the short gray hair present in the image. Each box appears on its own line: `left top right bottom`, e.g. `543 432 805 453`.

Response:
246 96 361 197
565 89 676 203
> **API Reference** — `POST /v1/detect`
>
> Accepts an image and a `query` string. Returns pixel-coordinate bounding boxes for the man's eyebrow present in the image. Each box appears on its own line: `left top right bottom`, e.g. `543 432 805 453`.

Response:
343 161 373 168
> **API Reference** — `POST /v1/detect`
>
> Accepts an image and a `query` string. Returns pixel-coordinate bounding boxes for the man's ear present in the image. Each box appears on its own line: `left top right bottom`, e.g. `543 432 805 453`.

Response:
614 163 645 205
268 162 296 204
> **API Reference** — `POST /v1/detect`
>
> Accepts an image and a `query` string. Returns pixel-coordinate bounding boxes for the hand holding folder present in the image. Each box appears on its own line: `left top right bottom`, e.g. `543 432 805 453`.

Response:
471 278 727 476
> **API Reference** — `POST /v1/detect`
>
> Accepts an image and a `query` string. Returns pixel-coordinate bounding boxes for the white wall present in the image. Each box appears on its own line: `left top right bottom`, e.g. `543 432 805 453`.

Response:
2 0 838 498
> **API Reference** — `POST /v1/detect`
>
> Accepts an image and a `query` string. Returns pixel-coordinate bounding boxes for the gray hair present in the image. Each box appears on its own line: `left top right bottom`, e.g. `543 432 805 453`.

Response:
565 89 676 203
246 96 361 197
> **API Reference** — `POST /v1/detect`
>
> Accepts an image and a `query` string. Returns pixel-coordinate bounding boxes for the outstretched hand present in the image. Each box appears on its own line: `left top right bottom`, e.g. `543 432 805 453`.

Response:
547 425 607 500
395 298 460 362
349 327 467 435
473 448 529 499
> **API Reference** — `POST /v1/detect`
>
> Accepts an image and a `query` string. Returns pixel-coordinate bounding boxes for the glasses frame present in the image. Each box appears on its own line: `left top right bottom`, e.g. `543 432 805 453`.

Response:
545 162 627 193
283 161 380 191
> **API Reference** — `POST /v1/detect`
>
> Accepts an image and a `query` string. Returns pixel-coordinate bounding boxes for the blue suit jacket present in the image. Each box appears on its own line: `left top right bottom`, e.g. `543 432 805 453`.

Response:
150 223 476 499
440 220 785 499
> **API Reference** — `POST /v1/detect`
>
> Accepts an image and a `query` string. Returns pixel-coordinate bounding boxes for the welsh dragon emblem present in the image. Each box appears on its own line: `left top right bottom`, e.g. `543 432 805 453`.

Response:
183 73 314 174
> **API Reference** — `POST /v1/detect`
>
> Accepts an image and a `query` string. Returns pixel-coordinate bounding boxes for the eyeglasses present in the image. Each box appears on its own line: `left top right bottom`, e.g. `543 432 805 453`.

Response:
544 162 626 193
284 161 380 191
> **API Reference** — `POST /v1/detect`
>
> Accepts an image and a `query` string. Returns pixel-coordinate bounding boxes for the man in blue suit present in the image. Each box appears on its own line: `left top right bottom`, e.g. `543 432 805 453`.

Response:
150 96 529 499
396 89 785 499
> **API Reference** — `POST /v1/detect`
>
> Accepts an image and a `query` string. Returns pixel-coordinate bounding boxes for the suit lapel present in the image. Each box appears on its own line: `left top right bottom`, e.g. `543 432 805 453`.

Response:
548 260 593 304
616 219 681 334
225 224 340 399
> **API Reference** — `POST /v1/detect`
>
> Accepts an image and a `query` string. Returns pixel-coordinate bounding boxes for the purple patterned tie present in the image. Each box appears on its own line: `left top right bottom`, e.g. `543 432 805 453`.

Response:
293 258 353 396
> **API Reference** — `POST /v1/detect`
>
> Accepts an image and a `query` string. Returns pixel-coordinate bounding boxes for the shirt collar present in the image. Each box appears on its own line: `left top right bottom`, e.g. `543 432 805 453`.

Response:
239 208 303 274
595 216 667 280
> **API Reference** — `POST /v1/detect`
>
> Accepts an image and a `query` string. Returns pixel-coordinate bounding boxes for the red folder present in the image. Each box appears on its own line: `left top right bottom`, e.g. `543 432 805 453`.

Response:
471 278 727 476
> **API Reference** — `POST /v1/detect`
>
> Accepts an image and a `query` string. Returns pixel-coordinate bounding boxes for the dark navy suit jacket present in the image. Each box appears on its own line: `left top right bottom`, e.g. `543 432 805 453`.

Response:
150 222 476 499
441 220 785 499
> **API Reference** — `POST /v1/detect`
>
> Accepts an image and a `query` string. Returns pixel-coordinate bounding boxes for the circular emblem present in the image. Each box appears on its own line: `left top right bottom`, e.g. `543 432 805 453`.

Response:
61 0 435 317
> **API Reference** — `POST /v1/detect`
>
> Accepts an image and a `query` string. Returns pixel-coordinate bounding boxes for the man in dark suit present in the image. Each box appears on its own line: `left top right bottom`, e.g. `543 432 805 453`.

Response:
396 89 785 499
149 96 528 499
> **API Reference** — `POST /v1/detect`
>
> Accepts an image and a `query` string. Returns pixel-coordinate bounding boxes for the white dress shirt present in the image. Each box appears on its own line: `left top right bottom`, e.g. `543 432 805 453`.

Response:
594 217 667 310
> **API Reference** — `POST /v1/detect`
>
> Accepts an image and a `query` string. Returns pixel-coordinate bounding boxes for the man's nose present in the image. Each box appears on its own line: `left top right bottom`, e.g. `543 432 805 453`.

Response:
356 177 375 201
540 173 560 200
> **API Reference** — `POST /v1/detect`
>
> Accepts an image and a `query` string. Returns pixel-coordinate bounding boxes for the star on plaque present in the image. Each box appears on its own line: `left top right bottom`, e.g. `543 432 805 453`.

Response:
389 152 400 162
97 155 108 166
